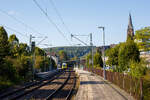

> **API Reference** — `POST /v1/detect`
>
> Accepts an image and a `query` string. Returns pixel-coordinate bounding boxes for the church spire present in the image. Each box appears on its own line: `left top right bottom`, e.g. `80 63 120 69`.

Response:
127 13 134 41
128 13 133 29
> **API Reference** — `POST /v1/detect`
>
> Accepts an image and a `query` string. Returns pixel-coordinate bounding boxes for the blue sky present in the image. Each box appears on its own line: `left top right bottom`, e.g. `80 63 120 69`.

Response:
0 0 150 47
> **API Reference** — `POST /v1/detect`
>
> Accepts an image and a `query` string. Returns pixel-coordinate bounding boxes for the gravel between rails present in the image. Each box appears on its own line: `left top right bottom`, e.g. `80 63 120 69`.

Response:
51 71 76 100
18 71 69 100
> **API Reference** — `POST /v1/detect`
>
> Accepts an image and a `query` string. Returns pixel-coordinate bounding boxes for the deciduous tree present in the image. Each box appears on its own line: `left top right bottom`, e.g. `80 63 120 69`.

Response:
105 44 120 67
59 50 68 62
135 27 150 51
118 39 140 72
94 51 103 68
0 26 10 61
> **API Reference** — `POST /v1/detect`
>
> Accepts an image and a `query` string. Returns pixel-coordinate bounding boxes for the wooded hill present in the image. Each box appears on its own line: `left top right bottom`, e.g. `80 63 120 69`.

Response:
44 46 96 58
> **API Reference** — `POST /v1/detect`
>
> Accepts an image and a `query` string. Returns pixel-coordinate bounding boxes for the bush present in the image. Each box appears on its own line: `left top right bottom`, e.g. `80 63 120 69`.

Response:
129 60 147 78
0 76 13 91
0 59 18 82
5 56 32 81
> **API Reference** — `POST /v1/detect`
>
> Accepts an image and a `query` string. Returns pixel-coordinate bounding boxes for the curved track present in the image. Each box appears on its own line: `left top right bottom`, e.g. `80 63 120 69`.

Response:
0 69 64 100
0 69 76 100
46 70 76 100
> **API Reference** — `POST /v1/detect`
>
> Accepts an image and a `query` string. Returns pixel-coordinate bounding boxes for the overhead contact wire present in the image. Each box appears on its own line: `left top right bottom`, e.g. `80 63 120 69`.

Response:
33 0 72 45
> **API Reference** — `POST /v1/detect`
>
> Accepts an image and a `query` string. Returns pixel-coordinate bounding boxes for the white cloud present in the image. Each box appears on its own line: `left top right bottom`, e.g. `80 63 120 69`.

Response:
7 10 18 15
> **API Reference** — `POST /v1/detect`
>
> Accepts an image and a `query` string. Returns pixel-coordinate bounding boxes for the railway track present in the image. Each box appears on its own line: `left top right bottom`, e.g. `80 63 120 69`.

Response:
0 69 76 100
0 69 64 100
46 70 76 100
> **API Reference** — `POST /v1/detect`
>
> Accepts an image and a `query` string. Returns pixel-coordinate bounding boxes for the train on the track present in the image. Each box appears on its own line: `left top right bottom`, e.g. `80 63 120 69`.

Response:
62 63 67 69
57 60 75 69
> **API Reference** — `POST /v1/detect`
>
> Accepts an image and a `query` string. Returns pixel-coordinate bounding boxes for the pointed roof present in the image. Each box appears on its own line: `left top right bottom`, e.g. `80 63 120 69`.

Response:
128 13 133 29
127 13 134 41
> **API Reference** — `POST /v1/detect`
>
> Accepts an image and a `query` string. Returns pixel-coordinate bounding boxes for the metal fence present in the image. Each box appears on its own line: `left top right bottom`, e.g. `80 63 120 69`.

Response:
84 67 143 100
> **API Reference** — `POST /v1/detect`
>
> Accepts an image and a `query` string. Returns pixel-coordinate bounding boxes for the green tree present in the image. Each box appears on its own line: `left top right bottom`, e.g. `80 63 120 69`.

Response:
9 34 19 57
105 44 120 67
129 59 147 78
8 34 19 44
35 47 45 56
94 51 103 68
18 43 29 56
135 27 150 51
6 56 31 79
86 53 92 67
0 26 10 61
35 56 44 70
0 27 19 90
118 39 140 72
59 50 68 62
0 57 18 81
17 56 31 78
34 55 51 72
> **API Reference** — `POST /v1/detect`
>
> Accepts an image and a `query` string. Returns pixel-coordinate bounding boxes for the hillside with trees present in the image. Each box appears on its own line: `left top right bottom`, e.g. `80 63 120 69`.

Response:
44 46 95 59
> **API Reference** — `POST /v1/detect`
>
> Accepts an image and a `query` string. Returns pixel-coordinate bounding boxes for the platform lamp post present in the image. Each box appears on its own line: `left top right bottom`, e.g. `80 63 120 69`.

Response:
29 35 36 81
31 41 35 81
98 26 106 80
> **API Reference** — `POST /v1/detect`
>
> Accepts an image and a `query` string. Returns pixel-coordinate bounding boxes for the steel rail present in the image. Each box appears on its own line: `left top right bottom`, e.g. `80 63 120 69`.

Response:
65 72 76 100
46 70 71 100
0 69 64 100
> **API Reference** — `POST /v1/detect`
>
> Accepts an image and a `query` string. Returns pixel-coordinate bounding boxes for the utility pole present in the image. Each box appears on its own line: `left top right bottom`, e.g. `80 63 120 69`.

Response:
29 34 37 81
71 33 94 69
44 52 46 71
90 33 94 71
49 48 52 70
98 26 106 80
29 35 32 51
31 41 35 81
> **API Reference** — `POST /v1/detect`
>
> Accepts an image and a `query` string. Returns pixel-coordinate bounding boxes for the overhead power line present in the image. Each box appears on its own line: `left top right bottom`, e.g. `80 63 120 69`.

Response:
33 0 72 46
48 0 72 34
0 9 43 36
1 24 29 38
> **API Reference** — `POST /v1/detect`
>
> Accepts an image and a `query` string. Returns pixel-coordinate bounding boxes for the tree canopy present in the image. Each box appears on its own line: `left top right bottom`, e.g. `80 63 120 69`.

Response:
105 44 120 67
59 50 68 62
35 47 45 56
94 51 103 68
0 26 52 90
105 39 140 72
118 39 140 72
135 27 150 51
8 34 19 44
86 53 92 67
0 26 10 60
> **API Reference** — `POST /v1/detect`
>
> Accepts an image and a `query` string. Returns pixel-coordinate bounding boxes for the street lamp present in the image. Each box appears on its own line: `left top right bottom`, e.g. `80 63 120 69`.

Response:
98 26 106 80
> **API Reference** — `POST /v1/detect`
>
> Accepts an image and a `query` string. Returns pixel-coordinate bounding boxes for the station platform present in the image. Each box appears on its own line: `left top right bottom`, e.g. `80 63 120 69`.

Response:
74 68 134 100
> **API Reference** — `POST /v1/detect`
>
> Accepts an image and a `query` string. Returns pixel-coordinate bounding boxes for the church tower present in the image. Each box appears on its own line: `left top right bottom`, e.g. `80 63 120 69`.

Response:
127 13 134 41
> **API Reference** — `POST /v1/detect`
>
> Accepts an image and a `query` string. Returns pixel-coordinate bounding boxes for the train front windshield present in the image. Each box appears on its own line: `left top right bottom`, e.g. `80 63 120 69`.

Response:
62 63 66 66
